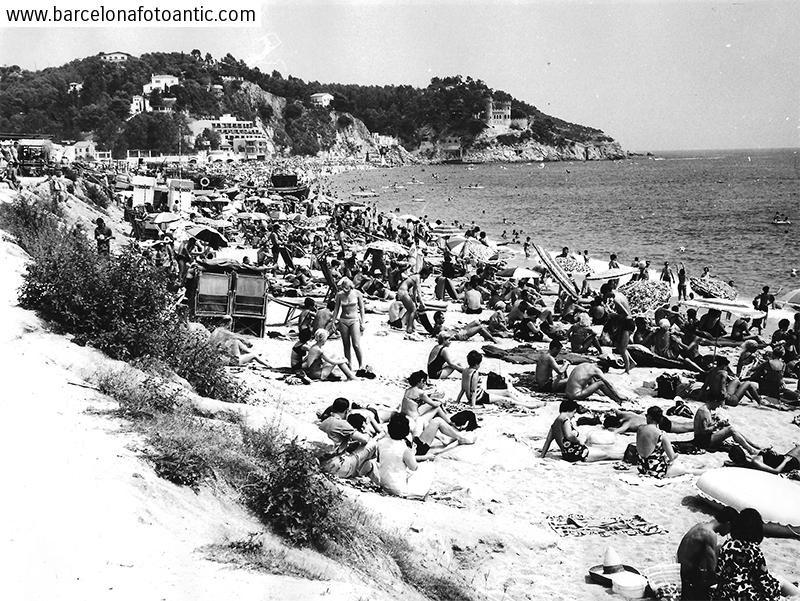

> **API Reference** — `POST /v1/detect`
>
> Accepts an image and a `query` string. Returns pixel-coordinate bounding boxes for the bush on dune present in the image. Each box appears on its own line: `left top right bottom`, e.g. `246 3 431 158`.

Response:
3 194 246 403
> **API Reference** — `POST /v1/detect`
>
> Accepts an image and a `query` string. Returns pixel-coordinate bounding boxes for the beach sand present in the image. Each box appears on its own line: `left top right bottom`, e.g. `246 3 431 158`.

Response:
245 288 800 601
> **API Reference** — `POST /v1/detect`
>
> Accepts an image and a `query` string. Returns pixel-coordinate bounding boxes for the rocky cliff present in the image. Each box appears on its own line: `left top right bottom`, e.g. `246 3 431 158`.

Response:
462 138 626 162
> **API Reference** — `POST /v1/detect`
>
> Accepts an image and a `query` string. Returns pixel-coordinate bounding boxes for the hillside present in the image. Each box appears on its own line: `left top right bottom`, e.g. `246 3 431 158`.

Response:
0 51 622 160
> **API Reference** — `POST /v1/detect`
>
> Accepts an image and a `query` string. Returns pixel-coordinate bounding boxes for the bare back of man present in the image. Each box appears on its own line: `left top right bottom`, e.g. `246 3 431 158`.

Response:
677 522 720 601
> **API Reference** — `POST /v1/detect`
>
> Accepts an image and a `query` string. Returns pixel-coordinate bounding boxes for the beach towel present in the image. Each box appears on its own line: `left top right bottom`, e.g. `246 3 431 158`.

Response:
545 514 667 537
482 344 597 366
618 473 694 487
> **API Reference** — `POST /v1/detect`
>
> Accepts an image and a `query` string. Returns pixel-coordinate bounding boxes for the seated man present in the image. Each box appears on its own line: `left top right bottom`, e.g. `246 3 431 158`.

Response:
209 316 271 368
693 396 761 453
540 399 618 462
535 339 569 393
457 350 542 408
564 362 626 404
698 355 762 406
697 309 726 339
462 279 483 314
427 333 464 379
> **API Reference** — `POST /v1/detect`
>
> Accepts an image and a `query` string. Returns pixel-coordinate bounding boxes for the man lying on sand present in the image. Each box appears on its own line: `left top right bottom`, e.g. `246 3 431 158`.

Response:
564 363 626 405
603 407 694 435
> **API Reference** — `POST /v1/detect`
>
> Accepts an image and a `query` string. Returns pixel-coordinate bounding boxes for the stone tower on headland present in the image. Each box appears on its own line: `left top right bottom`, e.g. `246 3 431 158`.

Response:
482 97 512 128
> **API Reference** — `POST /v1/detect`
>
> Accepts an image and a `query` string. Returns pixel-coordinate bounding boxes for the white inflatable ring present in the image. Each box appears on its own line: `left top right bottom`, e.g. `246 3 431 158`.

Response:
696 467 800 537
199 177 210 188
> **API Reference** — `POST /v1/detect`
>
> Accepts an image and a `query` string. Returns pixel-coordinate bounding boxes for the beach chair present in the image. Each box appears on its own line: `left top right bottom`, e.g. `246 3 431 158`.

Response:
266 294 306 325
195 272 232 317
232 274 268 317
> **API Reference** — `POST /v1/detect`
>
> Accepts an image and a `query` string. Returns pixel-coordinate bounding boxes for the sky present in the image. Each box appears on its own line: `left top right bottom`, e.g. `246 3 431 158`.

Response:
1 0 799 151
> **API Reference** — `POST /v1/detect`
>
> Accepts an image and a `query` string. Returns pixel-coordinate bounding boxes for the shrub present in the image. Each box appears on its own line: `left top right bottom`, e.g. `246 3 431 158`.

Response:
0 191 63 252
336 114 353 129
84 182 109 209
241 429 347 550
96 368 182 418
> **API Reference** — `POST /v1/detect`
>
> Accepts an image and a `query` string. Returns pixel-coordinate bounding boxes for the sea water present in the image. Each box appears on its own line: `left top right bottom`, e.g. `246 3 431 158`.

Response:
329 148 799 299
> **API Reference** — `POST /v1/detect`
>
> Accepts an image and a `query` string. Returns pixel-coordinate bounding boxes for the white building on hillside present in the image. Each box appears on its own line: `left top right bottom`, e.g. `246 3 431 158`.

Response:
310 92 334 107
143 74 179 94
99 51 132 63
206 113 267 148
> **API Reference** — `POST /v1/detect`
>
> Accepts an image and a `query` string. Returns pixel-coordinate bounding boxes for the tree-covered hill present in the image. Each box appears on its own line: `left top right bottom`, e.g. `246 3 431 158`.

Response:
0 50 614 156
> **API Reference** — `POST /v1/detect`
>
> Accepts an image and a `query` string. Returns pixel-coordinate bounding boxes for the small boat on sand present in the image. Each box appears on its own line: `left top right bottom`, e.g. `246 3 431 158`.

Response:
773 220 792 226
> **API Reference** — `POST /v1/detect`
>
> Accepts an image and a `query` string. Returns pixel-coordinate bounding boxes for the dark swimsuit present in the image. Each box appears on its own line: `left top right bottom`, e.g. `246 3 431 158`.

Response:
560 419 589 463
761 449 800 473
427 346 447 379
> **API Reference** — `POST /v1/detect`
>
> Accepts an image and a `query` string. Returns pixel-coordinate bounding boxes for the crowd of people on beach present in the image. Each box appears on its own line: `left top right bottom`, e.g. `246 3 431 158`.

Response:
12 153 799 601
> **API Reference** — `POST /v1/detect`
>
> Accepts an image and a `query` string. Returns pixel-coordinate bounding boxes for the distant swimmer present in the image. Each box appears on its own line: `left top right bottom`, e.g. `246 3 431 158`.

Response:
791 269 797 278
679 246 686 253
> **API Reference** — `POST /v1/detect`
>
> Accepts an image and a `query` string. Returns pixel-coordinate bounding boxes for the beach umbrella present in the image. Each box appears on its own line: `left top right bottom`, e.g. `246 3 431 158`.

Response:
152 212 181 225
554 256 593 274
186 225 228 249
680 299 766 319
780 289 800 310
533 243 580 299
509 266 541 280
618 280 672 315
429 225 462 237
367 240 408 254
585 265 638 281
451 238 498 263
236 212 269 221
689 276 737 300
445 236 467 250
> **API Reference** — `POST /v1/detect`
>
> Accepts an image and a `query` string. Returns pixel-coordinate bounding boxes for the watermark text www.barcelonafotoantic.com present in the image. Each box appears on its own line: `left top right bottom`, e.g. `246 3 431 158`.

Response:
2 1 261 27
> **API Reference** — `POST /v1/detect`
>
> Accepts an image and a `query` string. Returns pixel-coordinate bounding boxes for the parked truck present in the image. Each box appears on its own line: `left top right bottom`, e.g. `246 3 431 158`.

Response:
17 139 53 176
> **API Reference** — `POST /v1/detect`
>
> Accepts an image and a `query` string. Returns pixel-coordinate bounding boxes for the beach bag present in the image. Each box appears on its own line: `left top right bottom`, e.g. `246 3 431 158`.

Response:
666 399 693 419
623 443 639 465
451 410 479 431
486 371 507 390
656 373 680 399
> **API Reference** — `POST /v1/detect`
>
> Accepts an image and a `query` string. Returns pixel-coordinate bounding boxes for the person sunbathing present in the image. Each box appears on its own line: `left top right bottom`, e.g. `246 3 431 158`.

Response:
399 370 475 452
457 350 543 408
603 407 694 435
564 362 626 404
316 397 377 479
377 413 436 500
209 316 271 368
302 329 356 381
749 346 799 403
693 396 761 453
727 444 800 475
636 406 703 478
650 319 706 372
699 355 762 406
427 333 465 379
567 313 603 354
540 399 617 462
535 339 569 393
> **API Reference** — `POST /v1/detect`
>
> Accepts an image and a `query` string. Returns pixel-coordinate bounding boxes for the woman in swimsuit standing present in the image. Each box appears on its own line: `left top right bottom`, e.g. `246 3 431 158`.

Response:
333 277 365 370
397 266 432 339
